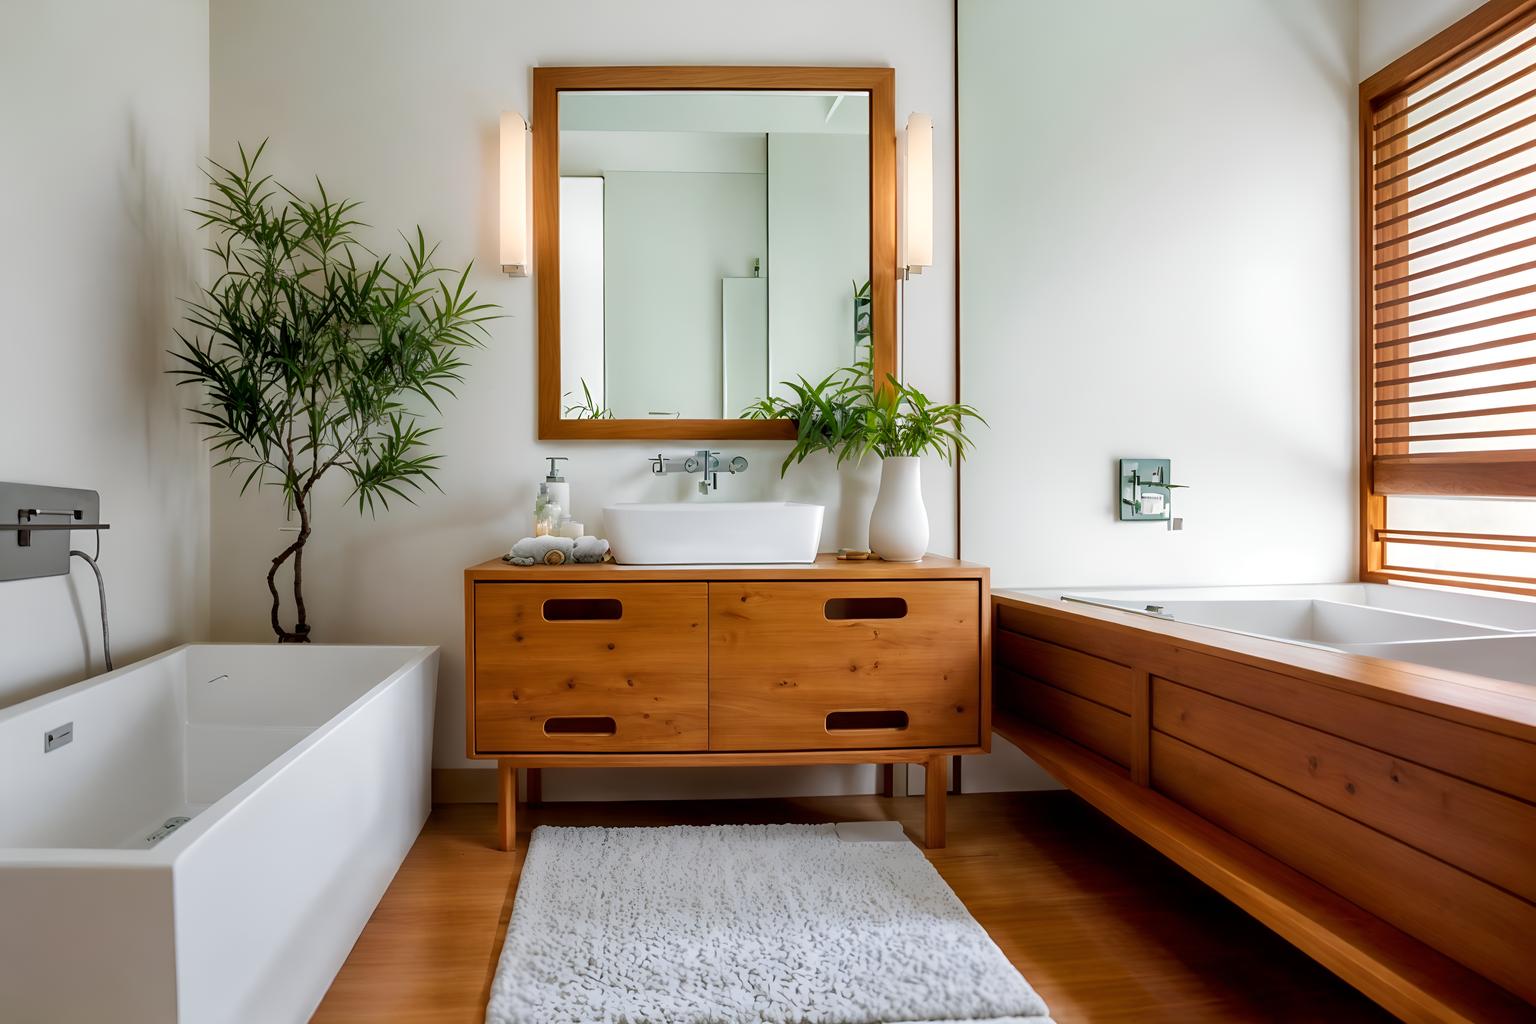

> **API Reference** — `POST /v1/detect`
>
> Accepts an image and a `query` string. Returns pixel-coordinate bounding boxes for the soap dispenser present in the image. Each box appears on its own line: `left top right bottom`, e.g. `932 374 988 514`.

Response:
544 457 571 517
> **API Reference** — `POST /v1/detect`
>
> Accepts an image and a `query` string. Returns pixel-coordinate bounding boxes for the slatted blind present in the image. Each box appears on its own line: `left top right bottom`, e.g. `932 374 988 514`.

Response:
1362 0 1536 597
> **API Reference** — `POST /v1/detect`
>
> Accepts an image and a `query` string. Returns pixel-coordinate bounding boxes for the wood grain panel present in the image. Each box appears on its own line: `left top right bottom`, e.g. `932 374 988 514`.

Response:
998 668 1131 769
1152 732 1536 1004
1375 455 1536 497
996 629 1135 712
994 712 1534 1024
996 601 1178 675
1154 678 1536 903
473 582 708 753
1130 669 1152 785
709 580 980 751
1166 647 1536 803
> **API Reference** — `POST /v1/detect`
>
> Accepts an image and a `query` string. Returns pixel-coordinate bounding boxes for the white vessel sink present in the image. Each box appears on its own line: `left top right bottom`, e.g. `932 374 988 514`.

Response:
604 501 824 565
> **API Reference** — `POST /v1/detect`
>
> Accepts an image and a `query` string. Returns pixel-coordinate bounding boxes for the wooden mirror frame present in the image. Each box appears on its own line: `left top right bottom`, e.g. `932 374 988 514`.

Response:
533 65 897 440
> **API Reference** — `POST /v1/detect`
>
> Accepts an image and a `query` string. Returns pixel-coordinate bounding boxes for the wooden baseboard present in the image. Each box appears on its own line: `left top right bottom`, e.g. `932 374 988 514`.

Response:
433 768 498 804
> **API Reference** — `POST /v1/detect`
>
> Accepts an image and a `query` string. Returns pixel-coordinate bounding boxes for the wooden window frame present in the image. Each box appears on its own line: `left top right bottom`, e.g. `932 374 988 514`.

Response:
1359 0 1536 593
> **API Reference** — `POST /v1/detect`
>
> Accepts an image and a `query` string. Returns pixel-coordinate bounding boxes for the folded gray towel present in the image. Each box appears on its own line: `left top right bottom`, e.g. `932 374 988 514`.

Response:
504 536 611 566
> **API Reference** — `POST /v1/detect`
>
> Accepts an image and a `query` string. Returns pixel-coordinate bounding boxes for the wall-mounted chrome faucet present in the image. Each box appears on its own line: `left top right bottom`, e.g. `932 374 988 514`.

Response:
651 450 749 494
1118 459 1187 531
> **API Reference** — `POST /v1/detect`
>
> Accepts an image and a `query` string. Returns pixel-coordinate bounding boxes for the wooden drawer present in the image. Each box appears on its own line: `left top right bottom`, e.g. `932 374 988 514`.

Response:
708 580 981 751
472 582 707 753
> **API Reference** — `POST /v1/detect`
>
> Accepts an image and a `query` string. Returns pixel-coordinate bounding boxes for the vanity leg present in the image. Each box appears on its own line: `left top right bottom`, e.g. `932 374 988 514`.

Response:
924 757 947 849
498 760 517 852
877 763 895 798
525 767 543 805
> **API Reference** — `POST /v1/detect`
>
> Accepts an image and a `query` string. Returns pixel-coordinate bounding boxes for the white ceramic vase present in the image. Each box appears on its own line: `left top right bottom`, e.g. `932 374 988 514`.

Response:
868 456 928 562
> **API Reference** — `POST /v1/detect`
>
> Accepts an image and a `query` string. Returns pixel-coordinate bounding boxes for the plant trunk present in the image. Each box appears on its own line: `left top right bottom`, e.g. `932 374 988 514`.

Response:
267 496 313 643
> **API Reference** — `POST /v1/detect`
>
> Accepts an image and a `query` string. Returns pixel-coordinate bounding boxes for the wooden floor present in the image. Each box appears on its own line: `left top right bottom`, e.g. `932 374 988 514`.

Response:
312 791 1396 1023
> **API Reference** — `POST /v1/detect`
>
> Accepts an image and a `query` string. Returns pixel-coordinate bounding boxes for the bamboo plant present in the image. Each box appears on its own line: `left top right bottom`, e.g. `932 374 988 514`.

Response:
171 142 497 642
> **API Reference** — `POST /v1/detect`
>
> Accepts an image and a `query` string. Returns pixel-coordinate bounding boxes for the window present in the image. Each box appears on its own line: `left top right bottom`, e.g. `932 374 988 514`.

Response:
1361 0 1536 597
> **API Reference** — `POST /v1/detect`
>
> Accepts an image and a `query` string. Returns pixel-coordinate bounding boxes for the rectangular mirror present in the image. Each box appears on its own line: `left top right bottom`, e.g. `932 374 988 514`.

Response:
534 67 896 439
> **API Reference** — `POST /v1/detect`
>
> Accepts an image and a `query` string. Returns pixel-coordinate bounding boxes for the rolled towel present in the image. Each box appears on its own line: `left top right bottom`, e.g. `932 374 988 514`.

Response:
572 536 611 563
505 536 576 566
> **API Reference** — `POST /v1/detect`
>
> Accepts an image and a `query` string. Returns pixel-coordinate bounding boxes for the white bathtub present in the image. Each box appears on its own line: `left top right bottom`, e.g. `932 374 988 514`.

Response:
1042 582 1536 685
0 643 438 1024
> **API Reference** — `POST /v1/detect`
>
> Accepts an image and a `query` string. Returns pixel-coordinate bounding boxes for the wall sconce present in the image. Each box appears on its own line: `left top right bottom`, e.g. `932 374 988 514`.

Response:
500 112 529 277
903 112 933 274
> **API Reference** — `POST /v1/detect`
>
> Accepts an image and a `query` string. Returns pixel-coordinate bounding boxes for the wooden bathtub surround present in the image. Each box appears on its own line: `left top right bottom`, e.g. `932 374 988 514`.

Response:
992 591 1536 1024
465 555 990 851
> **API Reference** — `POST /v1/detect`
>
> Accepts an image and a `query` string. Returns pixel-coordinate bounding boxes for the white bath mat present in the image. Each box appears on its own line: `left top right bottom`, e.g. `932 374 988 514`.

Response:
485 823 1053 1024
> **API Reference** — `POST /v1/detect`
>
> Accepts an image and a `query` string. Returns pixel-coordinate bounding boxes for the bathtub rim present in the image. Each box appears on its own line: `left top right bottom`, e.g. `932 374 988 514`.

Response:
995 588 1536 738
0 642 438 867
1062 592 1518 643
1045 584 1536 686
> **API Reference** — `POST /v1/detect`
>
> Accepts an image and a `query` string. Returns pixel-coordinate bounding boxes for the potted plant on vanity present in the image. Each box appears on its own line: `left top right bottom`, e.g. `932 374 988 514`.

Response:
171 143 496 641
743 362 983 562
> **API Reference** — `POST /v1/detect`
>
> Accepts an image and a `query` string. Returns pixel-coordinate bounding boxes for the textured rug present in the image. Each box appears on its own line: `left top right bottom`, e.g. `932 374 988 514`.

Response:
485 823 1054 1024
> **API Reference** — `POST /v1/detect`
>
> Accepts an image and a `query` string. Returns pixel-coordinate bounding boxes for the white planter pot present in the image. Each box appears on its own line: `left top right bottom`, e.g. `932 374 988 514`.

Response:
868 456 928 562
834 456 882 551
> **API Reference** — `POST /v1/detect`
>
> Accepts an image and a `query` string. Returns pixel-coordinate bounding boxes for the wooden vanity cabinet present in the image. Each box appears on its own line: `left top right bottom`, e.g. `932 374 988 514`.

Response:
465 555 990 851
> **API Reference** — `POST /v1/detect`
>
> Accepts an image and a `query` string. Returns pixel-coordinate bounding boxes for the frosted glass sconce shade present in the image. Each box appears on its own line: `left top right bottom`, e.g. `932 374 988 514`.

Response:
903 112 933 272
500 112 529 276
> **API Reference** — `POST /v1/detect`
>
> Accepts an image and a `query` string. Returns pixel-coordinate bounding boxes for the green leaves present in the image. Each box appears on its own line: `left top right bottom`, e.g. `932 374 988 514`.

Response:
169 141 497 513
731 276 983 475
741 281 984 475
743 367 985 476
562 378 613 419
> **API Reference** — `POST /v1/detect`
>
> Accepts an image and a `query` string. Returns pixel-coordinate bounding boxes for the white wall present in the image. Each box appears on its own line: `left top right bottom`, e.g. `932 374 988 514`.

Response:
208 0 957 794
0 1 210 707
959 0 1359 592
768 133 871 399
604 170 766 420
1360 0 1486 77
954 0 1358 793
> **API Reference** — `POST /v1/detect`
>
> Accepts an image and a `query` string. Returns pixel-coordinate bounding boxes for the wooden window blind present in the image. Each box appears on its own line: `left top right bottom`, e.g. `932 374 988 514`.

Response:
1362 0 1536 597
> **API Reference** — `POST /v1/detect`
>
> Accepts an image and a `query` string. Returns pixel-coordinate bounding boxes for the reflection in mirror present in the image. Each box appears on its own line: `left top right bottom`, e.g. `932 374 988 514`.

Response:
558 90 870 420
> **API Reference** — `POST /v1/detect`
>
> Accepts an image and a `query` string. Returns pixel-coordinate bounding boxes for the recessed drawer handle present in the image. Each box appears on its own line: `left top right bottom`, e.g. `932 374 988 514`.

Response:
824 597 907 620
826 710 909 732
542 716 617 736
543 598 623 621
